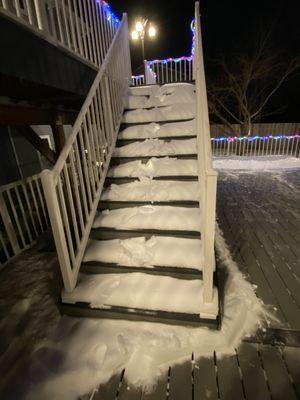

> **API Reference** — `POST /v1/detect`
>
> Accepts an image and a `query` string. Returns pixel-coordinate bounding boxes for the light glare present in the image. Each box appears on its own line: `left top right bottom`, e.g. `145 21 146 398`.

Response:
148 26 156 38
131 30 138 40
135 21 143 32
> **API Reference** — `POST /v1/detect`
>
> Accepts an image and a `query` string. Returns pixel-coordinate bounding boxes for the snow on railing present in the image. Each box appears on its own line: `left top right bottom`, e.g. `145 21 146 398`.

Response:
145 56 193 85
131 74 144 86
0 173 50 267
42 15 131 291
194 1 218 305
0 0 119 69
211 135 300 157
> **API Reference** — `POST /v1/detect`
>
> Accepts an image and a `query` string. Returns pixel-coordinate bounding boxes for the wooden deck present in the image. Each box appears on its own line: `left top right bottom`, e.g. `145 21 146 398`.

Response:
0 169 299 399
81 345 300 400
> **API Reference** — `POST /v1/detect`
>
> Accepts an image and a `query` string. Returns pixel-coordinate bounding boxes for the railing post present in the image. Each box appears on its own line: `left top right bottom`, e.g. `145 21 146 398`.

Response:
34 0 50 32
0 192 21 255
144 60 148 84
103 73 115 146
202 171 217 303
41 169 74 292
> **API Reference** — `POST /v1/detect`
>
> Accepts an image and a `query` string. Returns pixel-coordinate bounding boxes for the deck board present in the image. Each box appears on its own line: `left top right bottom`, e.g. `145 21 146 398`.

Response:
217 171 300 330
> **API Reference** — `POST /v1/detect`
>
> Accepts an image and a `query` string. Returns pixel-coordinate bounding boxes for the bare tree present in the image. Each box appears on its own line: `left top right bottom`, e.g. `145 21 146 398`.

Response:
207 27 300 136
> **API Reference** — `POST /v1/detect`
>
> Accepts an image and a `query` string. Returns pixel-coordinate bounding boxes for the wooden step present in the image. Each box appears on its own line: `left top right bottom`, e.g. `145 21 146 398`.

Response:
98 200 199 210
120 118 195 129
90 227 201 240
60 301 219 328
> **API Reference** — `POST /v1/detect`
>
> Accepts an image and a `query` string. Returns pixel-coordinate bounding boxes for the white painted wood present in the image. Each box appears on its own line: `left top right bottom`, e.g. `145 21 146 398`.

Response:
41 16 131 291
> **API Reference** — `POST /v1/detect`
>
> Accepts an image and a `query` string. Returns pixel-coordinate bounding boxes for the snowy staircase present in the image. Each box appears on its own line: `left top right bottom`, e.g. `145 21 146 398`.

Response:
60 83 219 328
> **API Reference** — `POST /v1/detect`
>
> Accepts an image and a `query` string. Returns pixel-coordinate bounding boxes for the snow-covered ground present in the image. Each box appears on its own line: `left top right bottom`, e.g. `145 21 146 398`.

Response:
214 156 300 170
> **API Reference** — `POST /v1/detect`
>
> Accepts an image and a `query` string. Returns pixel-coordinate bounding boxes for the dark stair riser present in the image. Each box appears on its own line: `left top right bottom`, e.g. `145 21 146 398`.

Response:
104 176 198 186
60 301 219 328
98 200 199 210
82 261 203 280
90 228 201 241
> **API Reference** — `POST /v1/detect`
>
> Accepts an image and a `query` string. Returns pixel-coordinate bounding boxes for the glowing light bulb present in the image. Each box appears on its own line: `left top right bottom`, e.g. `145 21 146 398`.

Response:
148 26 156 38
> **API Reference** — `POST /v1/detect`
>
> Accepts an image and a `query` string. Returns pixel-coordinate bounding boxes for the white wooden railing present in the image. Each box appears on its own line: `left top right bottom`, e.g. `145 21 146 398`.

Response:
131 74 144 86
194 2 217 304
145 56 193 85
0 173 50 267
212 135 300 157
42 15 131 292
0 0 119 68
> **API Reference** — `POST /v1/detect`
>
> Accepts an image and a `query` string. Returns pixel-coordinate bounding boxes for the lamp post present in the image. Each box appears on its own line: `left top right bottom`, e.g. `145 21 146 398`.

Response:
131 18 157 71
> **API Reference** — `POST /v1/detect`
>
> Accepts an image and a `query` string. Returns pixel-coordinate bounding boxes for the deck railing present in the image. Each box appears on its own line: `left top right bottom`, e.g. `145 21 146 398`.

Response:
0 173 50 267
212 135 300 157
0 0 119 68
42 14 131 291
131 74 144 86
145 56 193 85
194 2 217 304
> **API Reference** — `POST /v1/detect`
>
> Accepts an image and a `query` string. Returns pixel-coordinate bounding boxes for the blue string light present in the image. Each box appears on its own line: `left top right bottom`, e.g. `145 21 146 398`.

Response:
211 135 300 142
102 1 119 26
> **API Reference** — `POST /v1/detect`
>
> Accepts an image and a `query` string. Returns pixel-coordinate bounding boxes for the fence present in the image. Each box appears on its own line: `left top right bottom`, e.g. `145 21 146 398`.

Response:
194 2 217 305
131 74 144 86
0 0 119 68
0 173 50 267
42 15 131 292
211 134 300 157
145 56 193 85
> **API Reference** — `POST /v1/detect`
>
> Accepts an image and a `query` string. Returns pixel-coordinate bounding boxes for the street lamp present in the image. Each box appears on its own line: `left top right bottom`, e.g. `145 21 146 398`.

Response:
131 18 157 62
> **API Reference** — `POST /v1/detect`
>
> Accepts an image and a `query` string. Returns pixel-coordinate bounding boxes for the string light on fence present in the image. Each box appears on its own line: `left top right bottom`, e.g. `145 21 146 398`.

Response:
211 134 300 142
102 1 119 25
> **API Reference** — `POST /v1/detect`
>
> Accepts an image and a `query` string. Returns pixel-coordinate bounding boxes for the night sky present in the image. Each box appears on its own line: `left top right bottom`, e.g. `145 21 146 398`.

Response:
109 0 300 121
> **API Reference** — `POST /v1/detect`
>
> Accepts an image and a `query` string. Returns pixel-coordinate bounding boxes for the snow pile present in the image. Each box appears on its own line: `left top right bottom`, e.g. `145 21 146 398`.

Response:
26 226 268 400
108 158 198 178
125 83 195 110
84 236 203 270
113 138 197 157
213 156 300 170
122 103 196 123
101 178 200 202
118 120 196 139
93 205 201 232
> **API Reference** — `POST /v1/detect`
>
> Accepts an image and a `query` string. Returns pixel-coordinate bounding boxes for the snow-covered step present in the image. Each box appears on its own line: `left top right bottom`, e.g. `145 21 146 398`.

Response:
107 158 198 179
93 206 201 231
113 138 197 158
118 120 196 140
61 272 219 325
122 103 196 124
125 83 195 110
101 179 200 202
83 237 203 271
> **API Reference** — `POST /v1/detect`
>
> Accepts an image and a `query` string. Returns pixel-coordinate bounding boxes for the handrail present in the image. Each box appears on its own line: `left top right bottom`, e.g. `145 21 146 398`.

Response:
194 1 218 304
0 172 50 267
0 0 119 69
41 14 131 291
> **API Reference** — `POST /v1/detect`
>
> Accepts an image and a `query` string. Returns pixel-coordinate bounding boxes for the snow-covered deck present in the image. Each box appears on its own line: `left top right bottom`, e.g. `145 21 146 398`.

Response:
0 166 299 398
